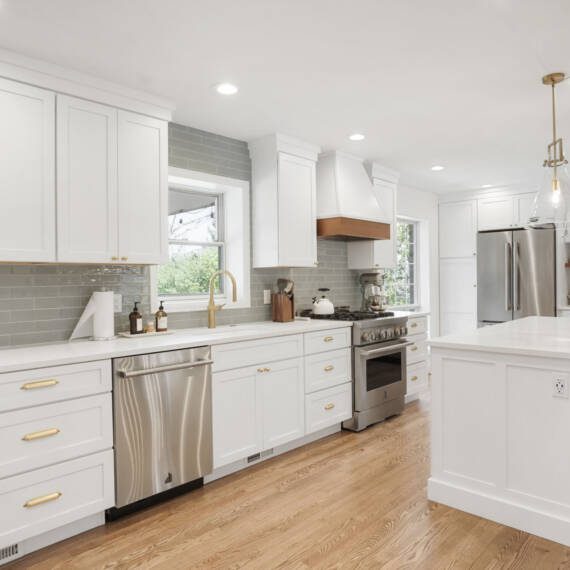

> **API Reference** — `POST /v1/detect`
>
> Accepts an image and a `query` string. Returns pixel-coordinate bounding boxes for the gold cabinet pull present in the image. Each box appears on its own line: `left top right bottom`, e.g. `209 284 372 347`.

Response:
257 367 271 373
23 492 62 508
410 346 418 352
411 375 418 382
121 256 128 261
324 403 335 411
20 379 59 391
323 336 334 342
22 428 60 442
324 365 334 372
410 322 418 328
111 256 118 261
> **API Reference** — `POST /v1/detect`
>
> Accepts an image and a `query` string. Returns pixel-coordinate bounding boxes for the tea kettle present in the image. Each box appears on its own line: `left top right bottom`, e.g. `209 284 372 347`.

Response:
312 288 335 315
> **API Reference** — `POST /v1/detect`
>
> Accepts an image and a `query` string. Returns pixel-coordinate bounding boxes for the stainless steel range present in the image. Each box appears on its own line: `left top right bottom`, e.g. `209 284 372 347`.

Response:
304 309 411 432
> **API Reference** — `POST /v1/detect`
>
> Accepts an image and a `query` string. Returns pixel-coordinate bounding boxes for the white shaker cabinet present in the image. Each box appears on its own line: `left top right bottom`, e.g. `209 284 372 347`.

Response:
249 133 320 268
439 200 476 258
477 192 536 231
261 358 304 449
57 96 118 263
117 111 168 264
515 193 535 227
0 78 55 262
439 257 477 335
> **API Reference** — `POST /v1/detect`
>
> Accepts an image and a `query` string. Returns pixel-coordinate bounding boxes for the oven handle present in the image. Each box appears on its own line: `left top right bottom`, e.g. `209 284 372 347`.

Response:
358 341 413 358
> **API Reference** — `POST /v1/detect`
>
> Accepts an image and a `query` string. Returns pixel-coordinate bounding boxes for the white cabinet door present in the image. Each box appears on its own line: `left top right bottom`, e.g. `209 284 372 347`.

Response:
0 78 55 262
261 358 304 449
478 197 515 231
213 367 263 468
516 193 536 227
57 96 118 263
440 257 477 335
348 180 396 269
277 152 317 266
439 201 476 258
117 111 168 264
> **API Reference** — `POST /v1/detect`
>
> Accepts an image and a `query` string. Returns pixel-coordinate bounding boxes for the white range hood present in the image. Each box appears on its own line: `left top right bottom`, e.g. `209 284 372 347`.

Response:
316 151 391 240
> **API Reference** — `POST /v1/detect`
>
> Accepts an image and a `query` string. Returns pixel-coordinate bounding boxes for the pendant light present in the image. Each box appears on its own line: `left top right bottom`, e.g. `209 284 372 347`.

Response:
528 72 569 227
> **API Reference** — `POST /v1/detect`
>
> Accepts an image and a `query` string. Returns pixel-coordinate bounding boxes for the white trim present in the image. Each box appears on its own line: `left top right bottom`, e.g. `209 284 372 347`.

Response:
151 168 251 313
0 48 173 120
438 184 536 204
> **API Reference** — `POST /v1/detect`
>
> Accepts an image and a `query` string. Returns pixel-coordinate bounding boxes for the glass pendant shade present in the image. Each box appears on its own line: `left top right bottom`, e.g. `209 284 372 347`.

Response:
528 165 569 227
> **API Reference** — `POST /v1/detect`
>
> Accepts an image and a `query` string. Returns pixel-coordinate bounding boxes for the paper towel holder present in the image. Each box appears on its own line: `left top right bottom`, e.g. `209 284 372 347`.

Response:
69 290 117 341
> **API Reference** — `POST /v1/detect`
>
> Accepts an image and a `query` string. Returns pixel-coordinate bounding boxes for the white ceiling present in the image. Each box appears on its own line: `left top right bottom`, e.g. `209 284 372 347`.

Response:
0 0 569 193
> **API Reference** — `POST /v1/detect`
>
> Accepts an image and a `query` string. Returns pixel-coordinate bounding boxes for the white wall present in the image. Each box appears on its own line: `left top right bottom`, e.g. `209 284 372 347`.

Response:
397 184 440 336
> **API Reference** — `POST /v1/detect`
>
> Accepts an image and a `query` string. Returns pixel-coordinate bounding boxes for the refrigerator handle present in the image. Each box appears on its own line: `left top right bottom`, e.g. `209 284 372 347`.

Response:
514 240 521 310
505 242 512 311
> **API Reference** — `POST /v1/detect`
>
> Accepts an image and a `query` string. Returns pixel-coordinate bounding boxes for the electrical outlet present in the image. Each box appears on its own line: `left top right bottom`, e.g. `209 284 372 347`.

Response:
113 293 123 313
263 289 272 304
553 377 569 398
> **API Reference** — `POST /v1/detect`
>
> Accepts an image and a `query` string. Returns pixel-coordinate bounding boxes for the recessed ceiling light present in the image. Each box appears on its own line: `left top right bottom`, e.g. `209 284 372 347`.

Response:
348 133 365 141
431 165 445 171
215 82 238 95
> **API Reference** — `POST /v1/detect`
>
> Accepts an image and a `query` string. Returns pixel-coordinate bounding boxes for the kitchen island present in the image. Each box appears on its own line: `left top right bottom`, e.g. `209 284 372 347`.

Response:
429 317 570 547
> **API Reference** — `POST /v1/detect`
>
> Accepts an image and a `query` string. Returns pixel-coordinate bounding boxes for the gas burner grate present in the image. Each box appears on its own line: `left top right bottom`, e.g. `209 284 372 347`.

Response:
300 309 395 321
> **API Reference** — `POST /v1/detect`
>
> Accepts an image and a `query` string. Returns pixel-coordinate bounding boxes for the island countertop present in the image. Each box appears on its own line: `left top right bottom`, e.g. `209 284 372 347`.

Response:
430 316 570 359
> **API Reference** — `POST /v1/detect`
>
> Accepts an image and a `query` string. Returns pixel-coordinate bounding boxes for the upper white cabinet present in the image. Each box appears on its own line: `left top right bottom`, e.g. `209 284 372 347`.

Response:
249 133 320 268
439 200 477 258
0 78 55 262
347 165 399 269
117 111 168 264
477 193 535 231
57 96 118 263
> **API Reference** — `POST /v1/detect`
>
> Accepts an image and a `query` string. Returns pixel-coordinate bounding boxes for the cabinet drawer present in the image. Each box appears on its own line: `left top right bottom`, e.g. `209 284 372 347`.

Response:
0 360 111 413
406 334 428 364
0 449 114 545
407 362 429 396
305 383 352 434
0 394 112 479
212 334 303 372
304 328 351 355
407 316 427 337
305 348 351 394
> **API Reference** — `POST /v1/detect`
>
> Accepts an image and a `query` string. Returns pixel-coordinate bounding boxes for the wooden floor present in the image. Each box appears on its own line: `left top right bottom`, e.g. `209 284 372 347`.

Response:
8 397 570 569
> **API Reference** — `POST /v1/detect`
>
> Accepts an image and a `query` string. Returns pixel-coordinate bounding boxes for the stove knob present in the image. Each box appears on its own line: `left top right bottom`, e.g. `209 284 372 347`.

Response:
380 329 388 340
361 331 370 343
386 329 393 338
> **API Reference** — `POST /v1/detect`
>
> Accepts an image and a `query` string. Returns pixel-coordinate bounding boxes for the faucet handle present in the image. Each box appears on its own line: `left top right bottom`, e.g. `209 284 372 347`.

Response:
216 303 226 311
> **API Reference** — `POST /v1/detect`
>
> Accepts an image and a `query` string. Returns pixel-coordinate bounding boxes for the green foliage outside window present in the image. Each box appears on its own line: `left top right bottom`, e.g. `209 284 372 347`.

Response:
383 221 417 306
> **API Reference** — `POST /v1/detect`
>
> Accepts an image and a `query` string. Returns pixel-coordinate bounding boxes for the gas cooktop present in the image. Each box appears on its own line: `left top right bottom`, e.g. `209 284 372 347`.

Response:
299 308 395 321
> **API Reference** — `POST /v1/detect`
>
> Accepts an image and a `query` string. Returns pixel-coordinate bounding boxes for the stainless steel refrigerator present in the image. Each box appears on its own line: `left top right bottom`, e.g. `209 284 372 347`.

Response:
477 226 556 325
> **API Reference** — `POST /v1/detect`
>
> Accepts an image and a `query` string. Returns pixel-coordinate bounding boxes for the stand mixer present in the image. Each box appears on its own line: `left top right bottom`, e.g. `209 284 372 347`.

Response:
359 273 387 313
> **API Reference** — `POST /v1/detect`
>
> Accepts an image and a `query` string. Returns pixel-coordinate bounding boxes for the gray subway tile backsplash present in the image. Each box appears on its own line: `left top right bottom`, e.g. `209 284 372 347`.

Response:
0 124 362 347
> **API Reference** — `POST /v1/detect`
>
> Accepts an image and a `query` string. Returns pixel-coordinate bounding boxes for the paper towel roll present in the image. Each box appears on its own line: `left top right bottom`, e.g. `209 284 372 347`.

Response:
69 291 115 341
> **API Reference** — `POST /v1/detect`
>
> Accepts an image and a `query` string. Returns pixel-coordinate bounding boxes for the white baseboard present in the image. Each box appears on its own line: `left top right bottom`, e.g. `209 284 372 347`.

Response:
205 424 341 483
428 477 570 547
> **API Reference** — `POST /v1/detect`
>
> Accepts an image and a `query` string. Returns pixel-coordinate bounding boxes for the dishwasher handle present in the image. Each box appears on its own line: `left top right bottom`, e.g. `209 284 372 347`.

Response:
118 359 213 379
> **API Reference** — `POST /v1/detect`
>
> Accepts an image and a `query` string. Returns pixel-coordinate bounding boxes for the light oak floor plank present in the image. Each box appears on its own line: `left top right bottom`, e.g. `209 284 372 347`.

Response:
7 397 570 569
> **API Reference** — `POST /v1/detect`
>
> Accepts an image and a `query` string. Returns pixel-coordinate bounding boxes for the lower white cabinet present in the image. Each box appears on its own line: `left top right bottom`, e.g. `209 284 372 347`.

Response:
440 258 477 335
0 450 114 546
405 315 430 402
305 383 352 434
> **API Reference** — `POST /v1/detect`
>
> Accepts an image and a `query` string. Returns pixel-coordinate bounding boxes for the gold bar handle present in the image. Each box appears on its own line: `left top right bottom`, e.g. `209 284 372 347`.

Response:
22 428 60 442
324 365 334 372
324 403 335 411
323 336 334 342
411 375 418 382
23 492 62 508
257 367 271 373
20 379 59 391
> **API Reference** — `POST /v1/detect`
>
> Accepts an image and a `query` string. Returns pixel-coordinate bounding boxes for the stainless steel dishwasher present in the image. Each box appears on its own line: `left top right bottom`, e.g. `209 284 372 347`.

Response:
108 346 213 518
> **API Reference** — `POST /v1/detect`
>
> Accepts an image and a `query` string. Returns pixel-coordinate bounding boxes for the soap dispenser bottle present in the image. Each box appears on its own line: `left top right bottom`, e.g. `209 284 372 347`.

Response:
129 302 143 335
155 301 168 332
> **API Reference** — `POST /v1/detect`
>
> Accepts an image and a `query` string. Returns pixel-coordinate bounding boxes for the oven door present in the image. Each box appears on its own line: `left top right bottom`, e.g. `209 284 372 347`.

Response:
354 340 411 411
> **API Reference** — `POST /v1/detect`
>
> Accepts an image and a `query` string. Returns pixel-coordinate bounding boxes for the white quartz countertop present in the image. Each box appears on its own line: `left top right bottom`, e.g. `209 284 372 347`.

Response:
430 316 570 359
0 319 352 374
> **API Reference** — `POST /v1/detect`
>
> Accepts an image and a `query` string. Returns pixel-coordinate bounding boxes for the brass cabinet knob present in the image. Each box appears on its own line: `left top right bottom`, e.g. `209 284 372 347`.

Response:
411 346 418 352
324 336 334 342
410 323 418 328
324 365 334 372
111 256 118 261
411 375 418 382
121 256 128 261
324 403 335 411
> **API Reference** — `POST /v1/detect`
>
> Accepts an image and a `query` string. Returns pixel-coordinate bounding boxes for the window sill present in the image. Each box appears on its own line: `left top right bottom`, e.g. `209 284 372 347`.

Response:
159 296 251 313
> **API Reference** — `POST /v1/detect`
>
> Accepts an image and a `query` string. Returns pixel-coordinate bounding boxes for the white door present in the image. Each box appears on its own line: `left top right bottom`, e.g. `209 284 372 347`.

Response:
516 193 536 227
440 257 477 335
0 78 55 262
117 111 167 264
477 197 515 231
57 96 118 263
261 358 305 449
277 152 317 266
212 367 263 468
439 201 476 258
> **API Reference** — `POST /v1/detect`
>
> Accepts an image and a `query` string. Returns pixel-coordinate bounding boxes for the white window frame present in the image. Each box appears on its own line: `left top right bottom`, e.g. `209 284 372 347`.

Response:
385 216 421 311
150 166 251 313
